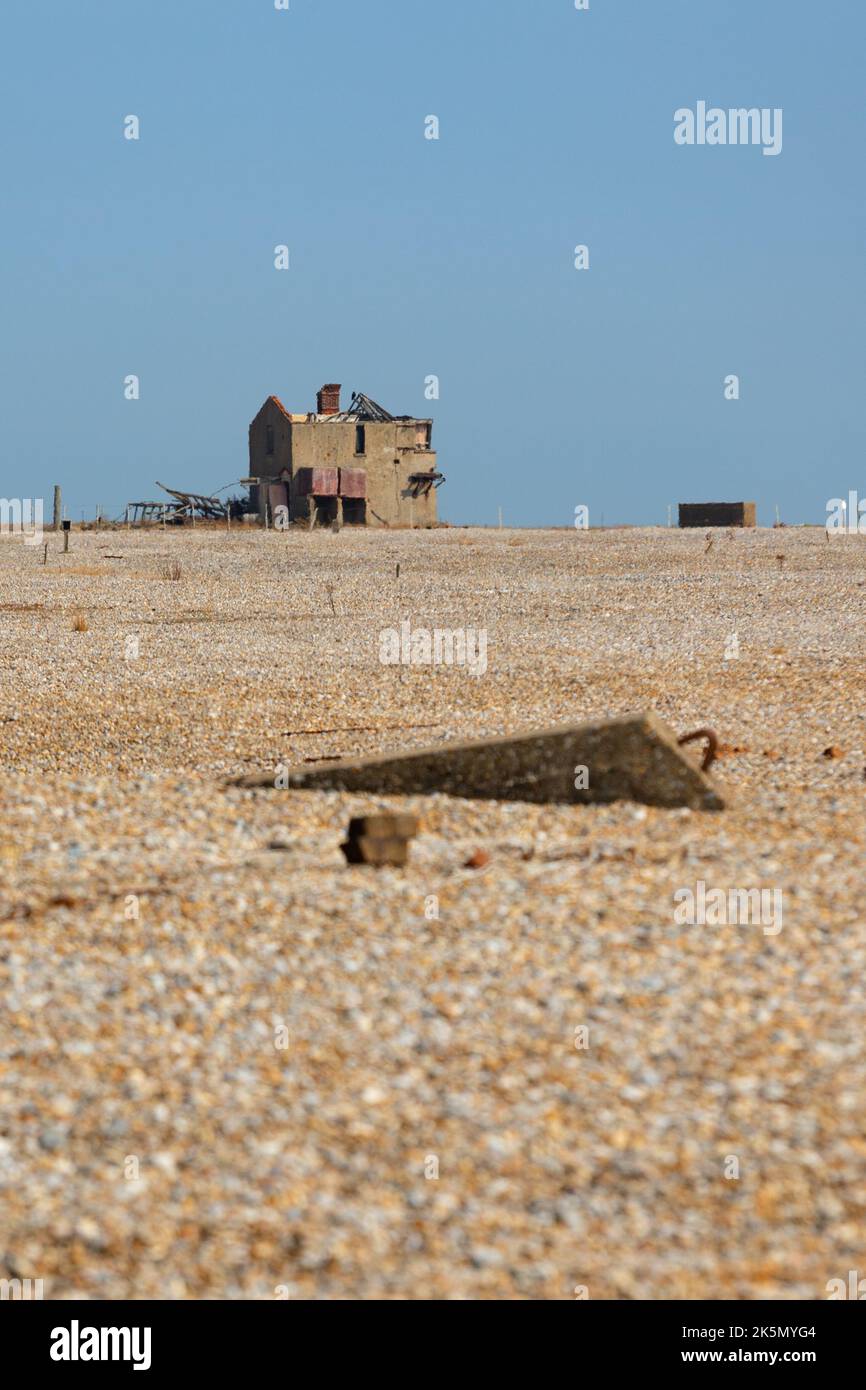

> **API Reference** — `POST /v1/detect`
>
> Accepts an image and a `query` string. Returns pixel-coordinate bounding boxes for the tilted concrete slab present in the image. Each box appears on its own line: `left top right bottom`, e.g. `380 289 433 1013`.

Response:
234 712 725 810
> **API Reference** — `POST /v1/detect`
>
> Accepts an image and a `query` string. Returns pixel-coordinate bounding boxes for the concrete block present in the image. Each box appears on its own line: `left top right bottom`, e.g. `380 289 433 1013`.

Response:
236 712 724 810
342 835 411 866
348 813 418 839
341 812 418 866
679 502 756 528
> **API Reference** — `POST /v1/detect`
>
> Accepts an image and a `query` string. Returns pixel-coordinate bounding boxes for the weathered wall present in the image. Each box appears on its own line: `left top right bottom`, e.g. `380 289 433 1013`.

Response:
248 398 293 518
289 420 438 526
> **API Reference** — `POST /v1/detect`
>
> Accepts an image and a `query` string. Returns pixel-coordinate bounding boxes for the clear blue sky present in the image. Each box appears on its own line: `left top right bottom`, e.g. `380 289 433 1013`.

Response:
1 0 863 526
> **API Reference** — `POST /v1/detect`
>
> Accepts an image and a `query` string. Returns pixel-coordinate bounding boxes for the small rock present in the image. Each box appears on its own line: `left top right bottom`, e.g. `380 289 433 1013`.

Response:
464 850 490 869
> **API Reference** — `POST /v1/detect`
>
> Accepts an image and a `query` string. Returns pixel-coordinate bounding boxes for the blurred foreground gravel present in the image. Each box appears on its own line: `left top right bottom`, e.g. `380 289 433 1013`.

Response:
0 524 864 1299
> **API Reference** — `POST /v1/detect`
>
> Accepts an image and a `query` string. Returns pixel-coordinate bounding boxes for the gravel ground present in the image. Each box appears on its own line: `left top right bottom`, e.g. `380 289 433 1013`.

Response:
0 523 864 1299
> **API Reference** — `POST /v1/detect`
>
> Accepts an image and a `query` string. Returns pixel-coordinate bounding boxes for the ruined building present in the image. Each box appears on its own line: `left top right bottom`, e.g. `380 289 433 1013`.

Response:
248 385 443 527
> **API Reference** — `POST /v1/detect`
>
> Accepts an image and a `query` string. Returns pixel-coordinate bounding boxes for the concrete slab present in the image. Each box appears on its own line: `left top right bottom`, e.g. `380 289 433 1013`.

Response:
235 712 725 810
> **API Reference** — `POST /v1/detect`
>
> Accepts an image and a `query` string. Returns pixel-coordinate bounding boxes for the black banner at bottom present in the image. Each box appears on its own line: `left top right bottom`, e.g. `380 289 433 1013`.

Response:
0 1298 862 1374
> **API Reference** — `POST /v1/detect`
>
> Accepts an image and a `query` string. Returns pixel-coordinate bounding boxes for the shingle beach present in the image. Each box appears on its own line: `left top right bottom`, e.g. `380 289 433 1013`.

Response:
1 525 863 1299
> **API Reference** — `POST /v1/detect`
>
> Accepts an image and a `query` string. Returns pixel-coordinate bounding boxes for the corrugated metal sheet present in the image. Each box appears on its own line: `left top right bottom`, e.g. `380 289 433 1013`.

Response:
295 467 339 497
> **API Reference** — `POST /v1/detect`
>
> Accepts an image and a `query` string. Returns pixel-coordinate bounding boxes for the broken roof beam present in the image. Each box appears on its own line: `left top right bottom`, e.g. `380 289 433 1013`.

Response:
347 392 394 422
155 482 227 518
233 712 725 810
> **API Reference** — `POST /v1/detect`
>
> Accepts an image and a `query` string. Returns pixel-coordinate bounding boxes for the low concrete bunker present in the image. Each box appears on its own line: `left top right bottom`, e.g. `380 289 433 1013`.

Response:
679 502 756 528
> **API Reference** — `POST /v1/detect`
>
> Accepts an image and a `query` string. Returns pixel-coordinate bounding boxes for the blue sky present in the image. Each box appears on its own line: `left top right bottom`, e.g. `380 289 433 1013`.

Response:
1 0 863 526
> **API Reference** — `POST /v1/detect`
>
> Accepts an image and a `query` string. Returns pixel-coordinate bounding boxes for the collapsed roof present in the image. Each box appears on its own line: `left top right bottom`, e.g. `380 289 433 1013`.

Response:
260 387 429 426
322 392 395 423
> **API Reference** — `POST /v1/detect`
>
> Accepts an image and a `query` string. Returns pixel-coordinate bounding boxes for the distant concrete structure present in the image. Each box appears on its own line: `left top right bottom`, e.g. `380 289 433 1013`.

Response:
679 502 756 528
248 385 443 528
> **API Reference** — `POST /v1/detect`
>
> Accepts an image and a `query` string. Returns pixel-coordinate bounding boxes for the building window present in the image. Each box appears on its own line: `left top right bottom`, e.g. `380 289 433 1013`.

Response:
266 424 275 456
355 425 366 456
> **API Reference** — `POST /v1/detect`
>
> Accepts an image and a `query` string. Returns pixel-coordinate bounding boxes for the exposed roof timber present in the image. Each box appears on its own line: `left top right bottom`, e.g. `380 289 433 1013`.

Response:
321 391 395 423
257 391 431 425
352 392 394 421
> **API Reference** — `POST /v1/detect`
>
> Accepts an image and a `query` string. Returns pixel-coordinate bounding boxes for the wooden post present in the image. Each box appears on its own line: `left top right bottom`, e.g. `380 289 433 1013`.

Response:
53 486 62 532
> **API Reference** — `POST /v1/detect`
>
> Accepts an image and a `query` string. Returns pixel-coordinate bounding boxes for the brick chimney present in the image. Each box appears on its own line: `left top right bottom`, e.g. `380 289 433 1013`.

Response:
317 383 341 416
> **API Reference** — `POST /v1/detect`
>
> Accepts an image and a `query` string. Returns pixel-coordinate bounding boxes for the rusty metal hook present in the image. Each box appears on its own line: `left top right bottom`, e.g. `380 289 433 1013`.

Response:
677 726 718 773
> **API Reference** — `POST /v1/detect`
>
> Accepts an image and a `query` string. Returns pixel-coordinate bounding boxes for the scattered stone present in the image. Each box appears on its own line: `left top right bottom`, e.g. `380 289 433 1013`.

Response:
342 837 410 866
464 849 490 869
348 813 418 840
341 812 418 866
823 746 843 760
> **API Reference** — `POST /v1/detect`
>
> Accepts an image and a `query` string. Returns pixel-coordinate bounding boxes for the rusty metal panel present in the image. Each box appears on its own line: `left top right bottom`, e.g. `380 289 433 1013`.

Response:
295 467 338 497
338 467 367 498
